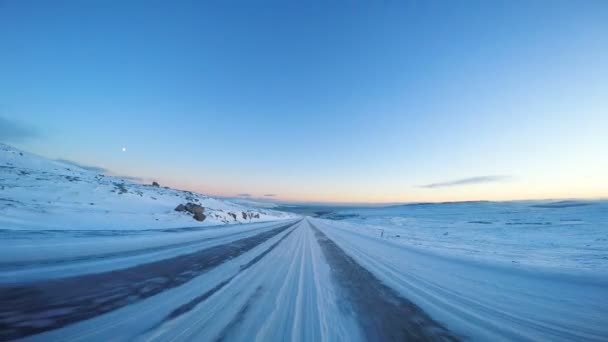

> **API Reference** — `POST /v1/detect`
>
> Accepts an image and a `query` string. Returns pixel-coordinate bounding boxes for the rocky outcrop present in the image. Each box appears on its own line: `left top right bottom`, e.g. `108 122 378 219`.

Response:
190 206 206 222
240 211 261 220
175 202 206 222
175 205 260 223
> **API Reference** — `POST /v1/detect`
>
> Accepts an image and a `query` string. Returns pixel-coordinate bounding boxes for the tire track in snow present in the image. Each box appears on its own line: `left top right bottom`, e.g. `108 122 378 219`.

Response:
252 222 329 342
214 285 264 342
153 223 313 342
156 225 298 325
311 222 459 341
312 218 608 341
0 222 290 270
149 220 359 342
0 220 300 340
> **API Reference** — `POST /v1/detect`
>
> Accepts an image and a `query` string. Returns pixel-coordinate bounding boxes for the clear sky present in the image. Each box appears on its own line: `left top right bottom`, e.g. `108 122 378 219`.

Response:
1 1 607 203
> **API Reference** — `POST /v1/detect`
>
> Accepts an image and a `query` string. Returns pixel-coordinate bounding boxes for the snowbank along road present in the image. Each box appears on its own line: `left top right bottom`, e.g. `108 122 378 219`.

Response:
2 218 607 341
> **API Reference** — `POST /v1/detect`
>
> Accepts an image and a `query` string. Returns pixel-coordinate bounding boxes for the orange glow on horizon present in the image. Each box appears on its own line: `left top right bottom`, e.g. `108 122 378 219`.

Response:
163 178 607 205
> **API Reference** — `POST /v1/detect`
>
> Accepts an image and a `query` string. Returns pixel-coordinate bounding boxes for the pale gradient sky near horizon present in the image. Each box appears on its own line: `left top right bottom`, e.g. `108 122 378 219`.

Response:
1 1 607 203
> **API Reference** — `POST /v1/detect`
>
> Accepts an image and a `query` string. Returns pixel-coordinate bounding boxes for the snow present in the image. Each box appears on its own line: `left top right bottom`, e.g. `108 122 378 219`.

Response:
2 212 607 341
310 209 608 341
0 219 299 283
0 143 296 231
323 200 608 272
21 220 362 342
2 142 608 341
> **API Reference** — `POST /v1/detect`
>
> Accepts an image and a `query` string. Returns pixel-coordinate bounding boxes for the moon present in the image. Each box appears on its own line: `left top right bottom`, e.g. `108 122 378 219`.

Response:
122 147 127 152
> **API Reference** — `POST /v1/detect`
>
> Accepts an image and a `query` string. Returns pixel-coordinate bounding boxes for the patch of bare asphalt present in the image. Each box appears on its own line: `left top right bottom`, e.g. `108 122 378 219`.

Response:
311 223 459 341
0 220 300 340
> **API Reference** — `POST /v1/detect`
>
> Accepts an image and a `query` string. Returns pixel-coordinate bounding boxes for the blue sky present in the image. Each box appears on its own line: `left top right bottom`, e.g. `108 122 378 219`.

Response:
1 1 607 202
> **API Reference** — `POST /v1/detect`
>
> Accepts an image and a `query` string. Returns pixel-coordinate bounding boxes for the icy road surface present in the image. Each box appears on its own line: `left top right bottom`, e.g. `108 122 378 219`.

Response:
2 218 607 341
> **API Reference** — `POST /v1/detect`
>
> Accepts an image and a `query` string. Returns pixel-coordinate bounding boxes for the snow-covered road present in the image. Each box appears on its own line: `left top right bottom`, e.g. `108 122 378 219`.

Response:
2 218 607 341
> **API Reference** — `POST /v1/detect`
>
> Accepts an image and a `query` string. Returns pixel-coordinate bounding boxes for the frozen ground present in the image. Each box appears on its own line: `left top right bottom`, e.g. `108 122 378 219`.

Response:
1 143 607 341
0 143 295 230
2 217 606 341
311 217 608 341
324 200 608 272
1 219 457 341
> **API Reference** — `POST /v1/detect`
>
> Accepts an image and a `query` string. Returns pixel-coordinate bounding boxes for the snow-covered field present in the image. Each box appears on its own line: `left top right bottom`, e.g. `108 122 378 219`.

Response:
2 143 607 341
311 216 608 341
0 143 295 230
3 217 606 341
308 201 608 340
325 200 608 272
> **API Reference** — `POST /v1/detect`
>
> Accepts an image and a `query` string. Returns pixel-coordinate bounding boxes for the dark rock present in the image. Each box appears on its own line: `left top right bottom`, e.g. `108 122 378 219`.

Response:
175 202 205 222
193 212 206 222
242 212 247 219
187 203 205 222
228 212 237 220
187 203 205 216
254 213 260 218
152 181 160 187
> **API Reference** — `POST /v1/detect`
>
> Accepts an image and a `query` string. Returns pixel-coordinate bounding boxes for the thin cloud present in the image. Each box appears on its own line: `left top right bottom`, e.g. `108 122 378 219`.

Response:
0 116 39 142
237 193 252 197
56 159 108 173
264 194 277 197
420 175 511 189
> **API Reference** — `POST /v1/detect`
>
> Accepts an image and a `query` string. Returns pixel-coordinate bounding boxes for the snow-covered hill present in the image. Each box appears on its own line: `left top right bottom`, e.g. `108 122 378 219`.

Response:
0 144 296 230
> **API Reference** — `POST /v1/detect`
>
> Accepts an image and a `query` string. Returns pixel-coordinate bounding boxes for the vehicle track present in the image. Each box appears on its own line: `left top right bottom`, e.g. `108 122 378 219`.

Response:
0 220 300 340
